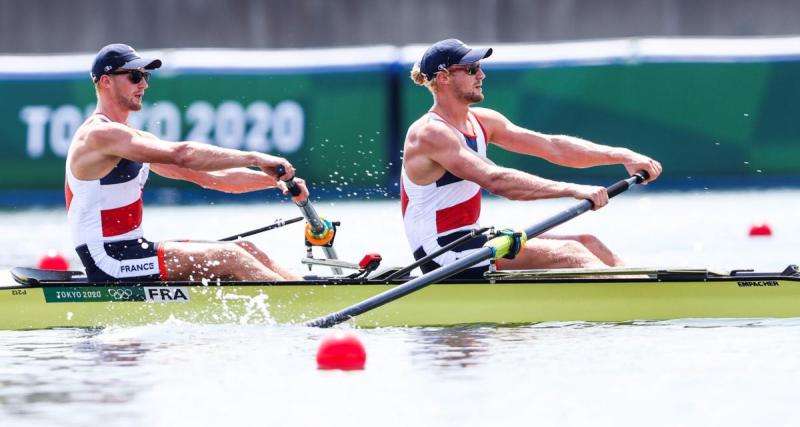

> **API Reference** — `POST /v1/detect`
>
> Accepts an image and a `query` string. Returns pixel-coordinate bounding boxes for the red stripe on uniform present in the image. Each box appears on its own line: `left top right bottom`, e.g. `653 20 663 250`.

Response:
65 180 73 210
100 196 143 237
473 113 489 148
435 191 481 234
400 180 409 217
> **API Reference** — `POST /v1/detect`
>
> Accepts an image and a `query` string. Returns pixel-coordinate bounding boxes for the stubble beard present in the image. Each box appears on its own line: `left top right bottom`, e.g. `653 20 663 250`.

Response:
126 96 143 111
464 92 484 104
457 86 484 104
113 88 142 111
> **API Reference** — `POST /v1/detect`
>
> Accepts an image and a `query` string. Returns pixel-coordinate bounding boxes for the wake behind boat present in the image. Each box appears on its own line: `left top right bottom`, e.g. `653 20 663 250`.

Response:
2 265 800 329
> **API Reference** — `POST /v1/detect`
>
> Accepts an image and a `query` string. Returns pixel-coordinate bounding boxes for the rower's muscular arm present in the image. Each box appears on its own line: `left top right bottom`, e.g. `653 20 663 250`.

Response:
411 122 610 207
85 123 293 176
472 108 661 183
82 123 308 195
149 163 279 193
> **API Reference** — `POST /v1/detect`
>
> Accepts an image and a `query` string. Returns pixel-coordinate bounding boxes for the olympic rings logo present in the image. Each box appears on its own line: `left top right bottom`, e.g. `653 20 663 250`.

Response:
108 288 134 300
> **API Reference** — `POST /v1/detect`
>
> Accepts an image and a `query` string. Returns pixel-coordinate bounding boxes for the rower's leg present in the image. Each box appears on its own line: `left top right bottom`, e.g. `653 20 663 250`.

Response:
542 234 625 266
160 241 286 281
496 237 607 270
235 240 302 281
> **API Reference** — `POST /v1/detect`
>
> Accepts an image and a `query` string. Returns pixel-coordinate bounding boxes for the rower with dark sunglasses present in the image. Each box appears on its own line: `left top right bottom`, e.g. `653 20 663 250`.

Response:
108 69 151 84
65 43 310 283
401 39 663 278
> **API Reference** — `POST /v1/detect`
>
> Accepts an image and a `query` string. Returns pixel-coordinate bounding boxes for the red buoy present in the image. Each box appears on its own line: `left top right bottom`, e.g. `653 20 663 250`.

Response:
316 332 366 370
748 223 772 237
38 250 70 271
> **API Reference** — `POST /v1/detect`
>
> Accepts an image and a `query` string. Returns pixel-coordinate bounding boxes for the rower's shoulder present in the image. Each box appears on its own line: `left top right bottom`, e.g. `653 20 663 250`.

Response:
469 107 506 124
68 121 126 180
406 116 459 147
78 119 135 147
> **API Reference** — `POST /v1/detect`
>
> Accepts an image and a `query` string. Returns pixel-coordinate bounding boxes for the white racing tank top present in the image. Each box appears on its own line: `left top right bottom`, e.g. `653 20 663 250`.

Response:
400 110 490 271
65 113 159 279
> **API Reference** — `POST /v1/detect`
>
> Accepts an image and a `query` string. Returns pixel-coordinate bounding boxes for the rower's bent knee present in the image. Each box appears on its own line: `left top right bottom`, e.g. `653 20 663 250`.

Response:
235 240 255 251
235 240 269 256
574 233 598 245
204 244 247 264
559 239 591 255
574 234 605 250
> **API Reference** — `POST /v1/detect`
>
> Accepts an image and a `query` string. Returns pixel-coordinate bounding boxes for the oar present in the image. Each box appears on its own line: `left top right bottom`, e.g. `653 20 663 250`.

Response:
306 171 649 328
219 216 303 241
276 165 343 275
383 227 491 281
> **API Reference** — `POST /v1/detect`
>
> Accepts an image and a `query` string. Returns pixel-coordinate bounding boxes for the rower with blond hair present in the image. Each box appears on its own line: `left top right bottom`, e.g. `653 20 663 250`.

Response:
401 38 662 278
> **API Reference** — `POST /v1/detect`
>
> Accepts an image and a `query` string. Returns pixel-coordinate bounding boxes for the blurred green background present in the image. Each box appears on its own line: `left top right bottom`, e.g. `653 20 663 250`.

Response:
3 49 799 207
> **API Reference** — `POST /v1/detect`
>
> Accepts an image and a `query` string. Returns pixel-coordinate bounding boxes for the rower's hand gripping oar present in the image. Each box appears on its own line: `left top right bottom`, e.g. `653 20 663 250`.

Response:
276 165 343 275
306 171 650 328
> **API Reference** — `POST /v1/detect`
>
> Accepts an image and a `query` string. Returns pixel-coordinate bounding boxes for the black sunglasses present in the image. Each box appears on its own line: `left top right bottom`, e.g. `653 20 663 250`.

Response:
109 69 151 84
449 62 481 75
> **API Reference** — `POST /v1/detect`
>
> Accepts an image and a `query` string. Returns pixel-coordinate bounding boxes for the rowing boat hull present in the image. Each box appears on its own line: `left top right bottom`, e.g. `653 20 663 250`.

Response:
2 272 800 329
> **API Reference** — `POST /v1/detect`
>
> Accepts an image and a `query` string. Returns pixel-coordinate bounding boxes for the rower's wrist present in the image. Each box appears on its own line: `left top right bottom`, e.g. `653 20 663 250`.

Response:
247 152 265 167
562 182 582 198
610 147 635 163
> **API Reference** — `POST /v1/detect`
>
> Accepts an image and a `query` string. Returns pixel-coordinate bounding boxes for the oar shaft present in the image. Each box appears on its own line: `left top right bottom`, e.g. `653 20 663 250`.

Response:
276 165 342 275
294 200 326 234
306 171 648 328
219 216 303 241
306 247 494 327
524 172 647 238
384 227 491 281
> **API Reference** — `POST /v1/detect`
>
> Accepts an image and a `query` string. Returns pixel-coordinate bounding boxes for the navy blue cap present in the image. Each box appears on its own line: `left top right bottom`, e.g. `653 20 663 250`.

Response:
419 39 492 80
91 44 162 82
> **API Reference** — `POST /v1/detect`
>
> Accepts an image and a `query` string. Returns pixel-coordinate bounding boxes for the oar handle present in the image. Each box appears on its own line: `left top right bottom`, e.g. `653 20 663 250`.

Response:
523 170 650 242
275 165 341 273
607 170 649 198
276 165 302 198
276 165 326 234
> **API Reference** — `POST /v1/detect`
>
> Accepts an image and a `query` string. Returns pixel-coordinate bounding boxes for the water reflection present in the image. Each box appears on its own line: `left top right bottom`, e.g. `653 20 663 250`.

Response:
73 339 152 366
410 325 495 368
0 328 154 415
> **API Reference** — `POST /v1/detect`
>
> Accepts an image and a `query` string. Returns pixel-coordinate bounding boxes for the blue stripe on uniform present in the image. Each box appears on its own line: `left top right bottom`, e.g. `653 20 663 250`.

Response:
75 239 161 283
434 135 479 187
100 159 142 185
435 171 463 187
413 229 489 279
437 229 488 249
464 135 478 152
